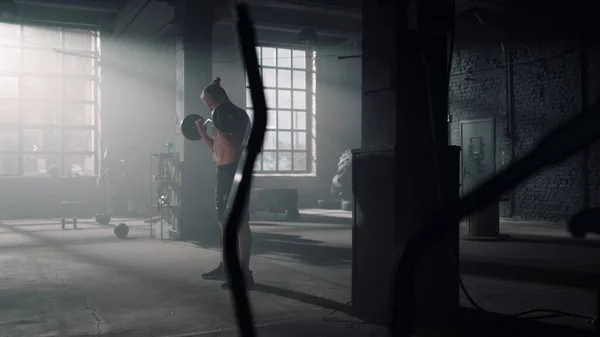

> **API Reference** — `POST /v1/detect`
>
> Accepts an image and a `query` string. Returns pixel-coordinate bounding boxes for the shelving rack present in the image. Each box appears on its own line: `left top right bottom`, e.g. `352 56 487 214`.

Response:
149 152 181 240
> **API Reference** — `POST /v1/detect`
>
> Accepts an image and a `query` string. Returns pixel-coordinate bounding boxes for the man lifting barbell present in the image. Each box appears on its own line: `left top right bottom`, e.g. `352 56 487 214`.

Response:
194 77 254 289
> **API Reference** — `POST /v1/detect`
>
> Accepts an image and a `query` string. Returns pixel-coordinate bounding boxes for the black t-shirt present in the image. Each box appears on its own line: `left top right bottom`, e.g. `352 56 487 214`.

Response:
212 102 250 146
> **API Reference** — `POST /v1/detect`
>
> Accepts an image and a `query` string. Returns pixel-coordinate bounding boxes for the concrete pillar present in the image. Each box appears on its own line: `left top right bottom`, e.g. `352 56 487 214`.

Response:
175 0 219 242
352 0 458 335
464 204 500 238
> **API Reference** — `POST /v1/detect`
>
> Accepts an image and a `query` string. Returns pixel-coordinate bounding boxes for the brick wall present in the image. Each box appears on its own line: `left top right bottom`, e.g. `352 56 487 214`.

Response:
450 9 594 222
449 10 510 215
587 44 600 208
512 38 582 221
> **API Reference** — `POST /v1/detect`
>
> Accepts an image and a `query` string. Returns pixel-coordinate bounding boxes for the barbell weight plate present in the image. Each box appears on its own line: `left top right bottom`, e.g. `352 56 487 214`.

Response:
180 114 203 141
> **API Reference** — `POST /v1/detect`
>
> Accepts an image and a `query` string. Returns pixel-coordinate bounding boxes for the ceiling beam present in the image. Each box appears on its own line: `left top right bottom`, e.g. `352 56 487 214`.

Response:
215 19 360 40
13 0 122 13
214 4 360 38
456 0 507 12
112 0 152 36
241 0 360 19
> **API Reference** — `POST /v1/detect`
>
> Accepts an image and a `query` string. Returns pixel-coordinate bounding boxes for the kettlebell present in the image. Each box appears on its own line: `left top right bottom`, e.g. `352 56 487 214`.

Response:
95 213 111 226
114 223 129 239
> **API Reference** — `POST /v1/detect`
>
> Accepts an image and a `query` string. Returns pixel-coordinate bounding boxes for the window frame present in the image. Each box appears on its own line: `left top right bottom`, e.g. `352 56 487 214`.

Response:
0 23 100 177
246 44 315 175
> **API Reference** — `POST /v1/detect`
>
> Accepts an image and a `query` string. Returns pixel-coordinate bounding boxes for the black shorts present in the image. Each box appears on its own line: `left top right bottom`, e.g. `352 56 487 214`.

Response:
215 162 249 223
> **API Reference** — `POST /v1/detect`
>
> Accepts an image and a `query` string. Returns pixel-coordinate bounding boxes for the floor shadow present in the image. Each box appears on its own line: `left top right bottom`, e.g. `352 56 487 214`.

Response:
458 307 595 337
6 220 102 227
0 222 235 319
460 258 600 288
251 212 352 225
505 235 600 248
250 222 350 231
0 235 142 251
0 221 357 327
251 283 354 316
0 226 124 234
193 231 352 266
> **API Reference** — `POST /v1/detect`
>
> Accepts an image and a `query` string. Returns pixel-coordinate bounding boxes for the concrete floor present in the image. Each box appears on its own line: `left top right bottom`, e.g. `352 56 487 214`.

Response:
0 210 599 336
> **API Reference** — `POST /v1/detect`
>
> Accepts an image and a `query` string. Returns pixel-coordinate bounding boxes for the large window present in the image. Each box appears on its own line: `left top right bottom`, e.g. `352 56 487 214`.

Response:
246 46 316 174
0 23 99 177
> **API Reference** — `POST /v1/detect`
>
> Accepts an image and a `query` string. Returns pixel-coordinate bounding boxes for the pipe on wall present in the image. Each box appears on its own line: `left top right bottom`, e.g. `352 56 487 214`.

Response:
503 13 516 218
579 24 590 209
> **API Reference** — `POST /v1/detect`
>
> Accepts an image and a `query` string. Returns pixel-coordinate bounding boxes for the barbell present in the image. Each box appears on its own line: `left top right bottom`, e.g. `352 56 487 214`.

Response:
180 114 206 141
180 109 243 141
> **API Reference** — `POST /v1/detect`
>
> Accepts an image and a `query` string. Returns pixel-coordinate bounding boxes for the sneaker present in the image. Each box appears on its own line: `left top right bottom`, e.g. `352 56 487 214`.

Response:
221 270 254 289
202 263 227 280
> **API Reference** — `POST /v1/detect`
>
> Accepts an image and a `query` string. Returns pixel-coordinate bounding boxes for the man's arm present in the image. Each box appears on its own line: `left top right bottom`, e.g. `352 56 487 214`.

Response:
195 119 215 152
201 134 215 152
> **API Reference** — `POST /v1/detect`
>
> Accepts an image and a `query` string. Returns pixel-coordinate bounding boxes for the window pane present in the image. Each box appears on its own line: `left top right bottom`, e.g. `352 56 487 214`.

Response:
293 91 306 110
22 101 61 124
0 47 20 71
0 77 18 98
23 154 61 177
0 100 18 123
267 109 276 129
22 48 61 72
0 155 18 175
62 54 94 74
254 152 262 171
294 132 307 150
277 90 291 109
278 152 292 171
292 50 306 69
246 88 253 108
293 110 306 130
261 47 276 67
255 47 261 63
293 72 307 91
22 26 61 48
64 129 94 151
263 131 277 150
278 131 292 150
277 69 291 88
293 152 307 171
277 110 291 129
277 49 291 68
65 79 95 101
0 130 18 150
262 151 276 171
64 29 94 50
64 103 94 125
0 23 20 46
265 89 276 108
23 129 62 151
262 67 276 88
21 77 62 100
64 153 95 176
